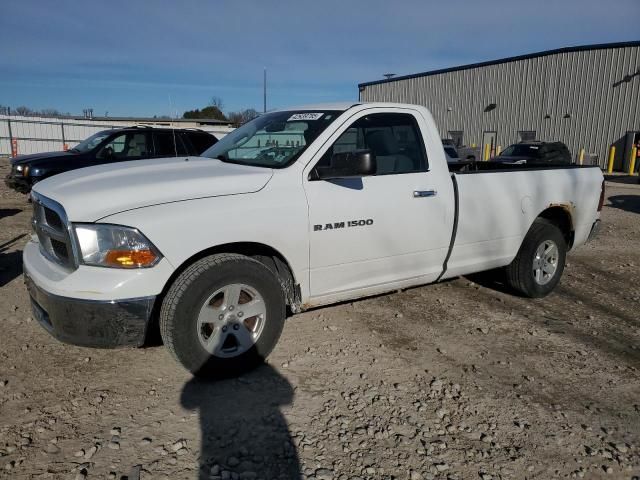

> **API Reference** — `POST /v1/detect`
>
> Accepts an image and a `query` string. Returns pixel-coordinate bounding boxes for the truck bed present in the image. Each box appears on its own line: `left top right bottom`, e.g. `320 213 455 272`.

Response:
448 160 599 173
441 162 603 280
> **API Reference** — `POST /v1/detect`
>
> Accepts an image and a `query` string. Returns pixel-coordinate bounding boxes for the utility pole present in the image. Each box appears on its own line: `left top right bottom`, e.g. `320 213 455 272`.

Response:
263 67 267 113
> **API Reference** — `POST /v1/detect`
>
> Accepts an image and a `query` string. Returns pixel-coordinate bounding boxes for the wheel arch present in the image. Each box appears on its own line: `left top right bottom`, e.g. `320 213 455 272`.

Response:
145 242 300 345
535 205 575 249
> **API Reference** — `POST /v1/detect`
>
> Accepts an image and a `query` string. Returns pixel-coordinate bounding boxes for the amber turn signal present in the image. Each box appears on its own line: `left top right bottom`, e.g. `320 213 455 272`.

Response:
104 249 158 268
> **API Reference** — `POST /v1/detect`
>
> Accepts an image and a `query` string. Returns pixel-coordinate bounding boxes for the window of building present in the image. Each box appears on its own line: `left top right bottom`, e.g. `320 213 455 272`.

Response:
518 131 536 142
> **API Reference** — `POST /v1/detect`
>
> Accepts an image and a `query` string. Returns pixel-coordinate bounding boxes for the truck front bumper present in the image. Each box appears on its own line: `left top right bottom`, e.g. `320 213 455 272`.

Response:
5 174 32 194
25 273 155 348
22 239 173 348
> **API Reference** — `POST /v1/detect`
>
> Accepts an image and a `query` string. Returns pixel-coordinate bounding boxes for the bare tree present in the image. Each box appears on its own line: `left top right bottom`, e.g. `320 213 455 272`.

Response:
240 108 259 123
15 106 32 116
2 105 68 117
40 108 61 117
227 108 259 126
227 111 243 125
209 96 224 111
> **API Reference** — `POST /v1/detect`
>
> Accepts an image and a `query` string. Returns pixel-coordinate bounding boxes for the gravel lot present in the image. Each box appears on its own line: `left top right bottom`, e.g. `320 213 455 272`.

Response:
1 161 639 480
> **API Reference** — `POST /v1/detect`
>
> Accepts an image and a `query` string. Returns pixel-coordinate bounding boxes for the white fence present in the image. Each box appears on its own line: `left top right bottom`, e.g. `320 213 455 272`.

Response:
0 114 233 157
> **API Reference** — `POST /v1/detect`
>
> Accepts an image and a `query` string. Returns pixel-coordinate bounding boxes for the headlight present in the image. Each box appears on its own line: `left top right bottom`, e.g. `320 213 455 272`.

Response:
73 224 162 268
16 165 24 172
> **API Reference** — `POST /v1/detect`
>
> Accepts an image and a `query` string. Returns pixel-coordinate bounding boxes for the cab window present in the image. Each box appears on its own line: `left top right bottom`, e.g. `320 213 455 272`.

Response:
316 113 428 175
153 131 189 157
97 132 149 159
185 131 217 154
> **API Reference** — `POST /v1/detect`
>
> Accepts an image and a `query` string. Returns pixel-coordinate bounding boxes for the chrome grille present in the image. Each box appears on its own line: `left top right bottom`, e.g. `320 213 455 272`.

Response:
32 193 77 270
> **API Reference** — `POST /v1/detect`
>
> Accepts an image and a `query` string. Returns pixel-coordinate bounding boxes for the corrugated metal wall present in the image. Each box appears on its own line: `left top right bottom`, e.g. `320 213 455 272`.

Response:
359 44 640 169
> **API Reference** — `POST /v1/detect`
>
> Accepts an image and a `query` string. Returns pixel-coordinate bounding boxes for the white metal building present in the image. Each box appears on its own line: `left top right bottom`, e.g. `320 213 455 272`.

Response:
359 42 640 170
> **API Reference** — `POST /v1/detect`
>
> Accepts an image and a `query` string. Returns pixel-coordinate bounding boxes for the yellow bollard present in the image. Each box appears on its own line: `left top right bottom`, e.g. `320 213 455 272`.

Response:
496 145 502 156
607 146 616 173
484 143 490 161
629 146 638 175
578 148 585 165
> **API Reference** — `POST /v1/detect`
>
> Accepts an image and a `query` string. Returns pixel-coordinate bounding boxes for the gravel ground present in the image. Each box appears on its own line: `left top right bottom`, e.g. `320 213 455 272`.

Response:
0 161 639 480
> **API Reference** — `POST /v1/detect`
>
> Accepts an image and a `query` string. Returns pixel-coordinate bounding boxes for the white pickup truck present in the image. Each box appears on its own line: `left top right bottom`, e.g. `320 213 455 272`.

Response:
24 102 604 377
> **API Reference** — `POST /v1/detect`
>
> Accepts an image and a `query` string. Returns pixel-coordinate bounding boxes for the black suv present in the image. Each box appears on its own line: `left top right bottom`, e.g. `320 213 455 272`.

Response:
6 127 217 193
495 141 571 164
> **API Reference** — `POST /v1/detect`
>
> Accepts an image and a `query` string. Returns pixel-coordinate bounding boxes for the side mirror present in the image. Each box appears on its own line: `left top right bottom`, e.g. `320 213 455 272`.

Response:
314 149 376 180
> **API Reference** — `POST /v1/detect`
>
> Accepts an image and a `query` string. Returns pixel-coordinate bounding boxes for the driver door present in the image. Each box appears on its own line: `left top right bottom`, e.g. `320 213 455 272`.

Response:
303 108 452 300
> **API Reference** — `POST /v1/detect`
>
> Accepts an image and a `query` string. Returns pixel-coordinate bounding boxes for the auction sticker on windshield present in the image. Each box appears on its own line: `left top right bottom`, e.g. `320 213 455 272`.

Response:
288 113 324 121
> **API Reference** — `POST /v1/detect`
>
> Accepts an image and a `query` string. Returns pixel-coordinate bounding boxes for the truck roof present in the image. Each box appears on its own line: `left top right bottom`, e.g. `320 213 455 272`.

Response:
273 102 360 112
272 101 424 113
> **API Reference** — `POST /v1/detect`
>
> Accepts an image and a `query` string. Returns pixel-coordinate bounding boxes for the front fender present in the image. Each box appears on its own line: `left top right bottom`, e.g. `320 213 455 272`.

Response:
99 185 310 301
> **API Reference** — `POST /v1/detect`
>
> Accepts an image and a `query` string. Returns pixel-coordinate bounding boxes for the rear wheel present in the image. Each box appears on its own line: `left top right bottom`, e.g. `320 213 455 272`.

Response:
505 219 567 298
159 253 286 378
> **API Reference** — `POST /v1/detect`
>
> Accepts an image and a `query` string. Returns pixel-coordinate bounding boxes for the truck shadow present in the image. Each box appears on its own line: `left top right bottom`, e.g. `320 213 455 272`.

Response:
464 269 519 296
0 234 26 288
604 174 639 185
180 364 301 480
607 194 640 214
0 208 21 219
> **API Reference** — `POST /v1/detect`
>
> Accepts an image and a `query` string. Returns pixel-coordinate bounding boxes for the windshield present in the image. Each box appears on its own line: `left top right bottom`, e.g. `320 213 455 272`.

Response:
202 110 341 168
70 131 113 153
501 144 541 157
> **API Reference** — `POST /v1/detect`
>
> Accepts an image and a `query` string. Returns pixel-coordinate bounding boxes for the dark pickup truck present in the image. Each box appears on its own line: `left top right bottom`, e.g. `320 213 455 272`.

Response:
6 126 217 194
494 141 571 164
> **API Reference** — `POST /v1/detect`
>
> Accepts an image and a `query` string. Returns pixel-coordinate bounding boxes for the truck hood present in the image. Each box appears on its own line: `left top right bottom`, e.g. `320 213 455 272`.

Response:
33 157 273 221
11 150 76 165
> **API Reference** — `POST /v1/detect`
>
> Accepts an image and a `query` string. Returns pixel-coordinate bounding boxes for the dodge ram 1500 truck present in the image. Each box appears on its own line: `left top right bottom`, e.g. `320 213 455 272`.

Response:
23 102 604 377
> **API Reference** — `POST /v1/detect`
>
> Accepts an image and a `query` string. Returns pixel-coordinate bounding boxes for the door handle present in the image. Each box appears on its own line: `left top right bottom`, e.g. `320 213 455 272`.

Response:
413 190 437 198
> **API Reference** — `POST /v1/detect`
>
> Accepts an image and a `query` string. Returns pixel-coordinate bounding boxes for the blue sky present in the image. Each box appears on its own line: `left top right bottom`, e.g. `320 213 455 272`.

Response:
1 0 638 117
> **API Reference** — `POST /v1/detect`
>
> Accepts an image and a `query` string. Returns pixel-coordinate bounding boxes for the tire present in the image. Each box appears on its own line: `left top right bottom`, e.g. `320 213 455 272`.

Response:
505 218 567 298
159 253 286 378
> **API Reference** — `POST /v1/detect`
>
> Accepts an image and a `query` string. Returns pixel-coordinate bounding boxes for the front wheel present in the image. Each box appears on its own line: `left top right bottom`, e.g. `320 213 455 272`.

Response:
159 253 286 378
505 219 567 298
